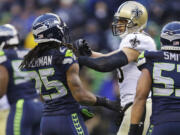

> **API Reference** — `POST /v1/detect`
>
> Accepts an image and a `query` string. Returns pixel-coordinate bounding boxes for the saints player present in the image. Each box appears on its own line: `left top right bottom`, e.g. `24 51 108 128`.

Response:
20 13 121 135
129 21 180 135
0 24 42 135
73 1 157 135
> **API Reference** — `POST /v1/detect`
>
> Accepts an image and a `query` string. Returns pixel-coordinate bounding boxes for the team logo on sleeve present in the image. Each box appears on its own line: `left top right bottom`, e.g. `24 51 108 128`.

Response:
129 35 140 48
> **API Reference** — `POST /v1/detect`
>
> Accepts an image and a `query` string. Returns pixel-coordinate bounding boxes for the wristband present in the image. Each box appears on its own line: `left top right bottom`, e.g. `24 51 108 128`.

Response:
94 96 107 106
128 123 143 135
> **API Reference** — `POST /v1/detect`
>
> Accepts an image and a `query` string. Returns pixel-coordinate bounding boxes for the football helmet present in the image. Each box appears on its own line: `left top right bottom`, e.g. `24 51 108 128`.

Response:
161 21 180 51
112 1 148 37
0 24 19 49
32 13 69 44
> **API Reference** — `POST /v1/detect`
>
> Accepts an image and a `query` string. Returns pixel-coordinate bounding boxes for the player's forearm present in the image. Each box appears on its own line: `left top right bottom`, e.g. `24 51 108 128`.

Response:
131 98 146 124
0 66 8 98
72 87 97 105
78 51 128 72
131 69 151 124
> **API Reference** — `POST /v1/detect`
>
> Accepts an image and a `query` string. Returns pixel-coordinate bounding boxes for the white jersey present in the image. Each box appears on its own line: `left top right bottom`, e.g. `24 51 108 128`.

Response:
0 95 9 110
118 32 156 107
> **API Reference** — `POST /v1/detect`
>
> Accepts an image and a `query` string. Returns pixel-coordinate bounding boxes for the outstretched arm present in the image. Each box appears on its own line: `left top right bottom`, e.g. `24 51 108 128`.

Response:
0 65 9 98
79 48 139 72
74 38 140 72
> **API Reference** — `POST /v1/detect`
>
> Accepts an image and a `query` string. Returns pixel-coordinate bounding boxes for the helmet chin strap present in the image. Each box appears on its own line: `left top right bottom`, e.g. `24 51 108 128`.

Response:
119 31 128 38
119 25 144 38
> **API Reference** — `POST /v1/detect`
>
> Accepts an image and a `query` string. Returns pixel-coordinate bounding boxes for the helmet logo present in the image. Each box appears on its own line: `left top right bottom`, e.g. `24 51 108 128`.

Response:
131 7 143 19
165 31 174 36
129 35 140 48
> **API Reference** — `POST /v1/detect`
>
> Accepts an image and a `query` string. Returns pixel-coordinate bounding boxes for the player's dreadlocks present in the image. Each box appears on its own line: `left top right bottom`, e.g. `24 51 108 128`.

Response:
20 41 76 69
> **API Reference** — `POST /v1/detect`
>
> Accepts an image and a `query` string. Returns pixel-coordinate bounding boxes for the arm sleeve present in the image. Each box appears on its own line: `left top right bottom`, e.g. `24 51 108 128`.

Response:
137 51 151 71
78 51 128 72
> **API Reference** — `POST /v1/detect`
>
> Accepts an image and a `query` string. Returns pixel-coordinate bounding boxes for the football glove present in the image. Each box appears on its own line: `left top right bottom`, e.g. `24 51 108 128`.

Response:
114 110 124 127
115 102 133 127
73 39 92 56
80 105 95 121
95 96 123 113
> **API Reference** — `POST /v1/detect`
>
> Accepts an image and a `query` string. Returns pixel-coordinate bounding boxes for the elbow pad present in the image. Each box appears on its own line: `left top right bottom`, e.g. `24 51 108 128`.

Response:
78 51 128 72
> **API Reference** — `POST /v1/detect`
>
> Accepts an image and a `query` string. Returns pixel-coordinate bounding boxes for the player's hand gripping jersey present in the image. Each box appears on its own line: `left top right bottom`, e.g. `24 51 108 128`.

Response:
118 32 156 107
0 48 38 104
137 50 180 125
26 46 80 116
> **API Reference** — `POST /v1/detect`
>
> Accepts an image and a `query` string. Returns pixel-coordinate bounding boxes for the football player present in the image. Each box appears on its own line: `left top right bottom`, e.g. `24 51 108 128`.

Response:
20 13 121 135
73 1 157 135
0 24 42 135
129 21 180 135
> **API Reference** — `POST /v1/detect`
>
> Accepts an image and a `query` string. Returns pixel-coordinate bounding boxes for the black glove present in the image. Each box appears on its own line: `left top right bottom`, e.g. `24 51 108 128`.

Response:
115 110 124 127
115 102 133 127
80 105 95 121
95 96 123 112
73 39 92 56
128 123 144 135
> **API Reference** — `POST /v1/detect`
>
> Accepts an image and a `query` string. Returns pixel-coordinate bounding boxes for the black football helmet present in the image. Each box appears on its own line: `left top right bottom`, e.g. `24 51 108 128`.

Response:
0 24 19 49
32 13 70 44
161 21 180 51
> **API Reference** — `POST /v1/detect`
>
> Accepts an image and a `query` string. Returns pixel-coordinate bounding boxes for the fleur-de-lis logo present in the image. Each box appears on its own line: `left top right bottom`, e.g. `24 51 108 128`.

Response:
129 35 140 48
131 7 143 19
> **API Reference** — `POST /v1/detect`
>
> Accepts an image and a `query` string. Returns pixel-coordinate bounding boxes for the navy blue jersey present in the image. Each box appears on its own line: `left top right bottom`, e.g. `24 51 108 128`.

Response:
137 50 180 125
26 46 80 116
0 48 38 104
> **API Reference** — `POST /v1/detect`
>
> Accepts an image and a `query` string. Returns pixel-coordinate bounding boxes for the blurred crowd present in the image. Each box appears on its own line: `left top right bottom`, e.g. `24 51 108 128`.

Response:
0 0 179 135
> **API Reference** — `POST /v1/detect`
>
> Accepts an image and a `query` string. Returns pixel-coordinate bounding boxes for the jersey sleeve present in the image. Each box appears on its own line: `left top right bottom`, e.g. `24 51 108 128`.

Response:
119 33 157 52
137 51 152 72
62 49 78 72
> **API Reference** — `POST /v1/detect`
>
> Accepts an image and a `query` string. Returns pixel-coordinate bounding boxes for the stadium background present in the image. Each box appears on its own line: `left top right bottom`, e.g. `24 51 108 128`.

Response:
0 0 180 135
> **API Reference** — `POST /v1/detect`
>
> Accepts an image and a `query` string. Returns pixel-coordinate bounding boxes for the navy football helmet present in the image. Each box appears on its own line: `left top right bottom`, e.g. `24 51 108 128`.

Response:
32 13 69 44
160 21 180 51
0 24 19 49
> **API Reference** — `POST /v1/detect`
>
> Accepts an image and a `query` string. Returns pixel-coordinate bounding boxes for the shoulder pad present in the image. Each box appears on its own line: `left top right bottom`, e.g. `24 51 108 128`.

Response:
62 49 76 65
120 33 156 52
0 50 7 63
0 50 5 56
65 49 73 58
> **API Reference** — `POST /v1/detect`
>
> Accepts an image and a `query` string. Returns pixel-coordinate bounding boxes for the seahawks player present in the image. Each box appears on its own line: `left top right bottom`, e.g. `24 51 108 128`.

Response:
129 21 180 135
20 13 121 135
0 24 42 135
73 1 157 135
